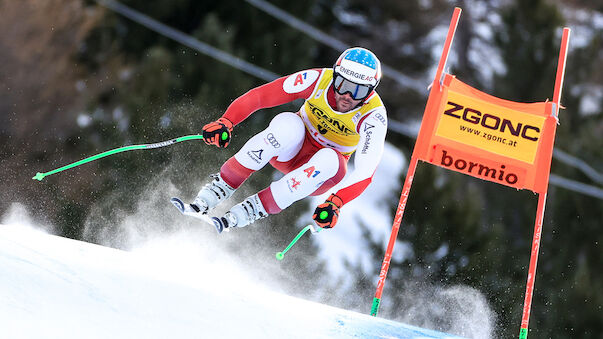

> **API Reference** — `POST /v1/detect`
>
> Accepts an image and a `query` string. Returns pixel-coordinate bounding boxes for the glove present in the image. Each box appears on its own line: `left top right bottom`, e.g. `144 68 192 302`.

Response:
202 117 233 148
312 194 343 229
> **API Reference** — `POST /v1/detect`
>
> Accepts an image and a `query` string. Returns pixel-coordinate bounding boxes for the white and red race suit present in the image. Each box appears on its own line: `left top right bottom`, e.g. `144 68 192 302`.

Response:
217 68 388 215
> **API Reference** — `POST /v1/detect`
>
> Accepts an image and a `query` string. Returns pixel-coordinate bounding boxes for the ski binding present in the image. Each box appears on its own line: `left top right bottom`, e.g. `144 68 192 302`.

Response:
170 197 227 233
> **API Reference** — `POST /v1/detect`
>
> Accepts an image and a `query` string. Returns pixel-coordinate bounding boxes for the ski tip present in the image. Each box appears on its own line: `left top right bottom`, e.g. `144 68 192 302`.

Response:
170 197 185 213
211 217 225 234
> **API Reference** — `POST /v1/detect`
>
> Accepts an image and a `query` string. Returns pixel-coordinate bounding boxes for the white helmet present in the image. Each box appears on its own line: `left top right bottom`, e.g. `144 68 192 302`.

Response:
332 47 382 100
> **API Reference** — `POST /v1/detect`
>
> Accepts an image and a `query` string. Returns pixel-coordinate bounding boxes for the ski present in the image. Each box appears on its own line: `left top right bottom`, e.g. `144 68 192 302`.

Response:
170 197 227 233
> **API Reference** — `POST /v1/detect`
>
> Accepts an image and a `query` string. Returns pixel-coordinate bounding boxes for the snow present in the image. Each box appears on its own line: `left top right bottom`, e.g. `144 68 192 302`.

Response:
0 221 466 339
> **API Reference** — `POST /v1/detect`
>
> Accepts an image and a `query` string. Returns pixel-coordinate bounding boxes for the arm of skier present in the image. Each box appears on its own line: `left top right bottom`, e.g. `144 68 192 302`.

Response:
313 109 388 228
202 69 322 147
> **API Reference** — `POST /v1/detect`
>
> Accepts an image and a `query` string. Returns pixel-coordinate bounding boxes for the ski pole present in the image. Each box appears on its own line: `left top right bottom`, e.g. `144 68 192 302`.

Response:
276 224 321 260
32 135 204 181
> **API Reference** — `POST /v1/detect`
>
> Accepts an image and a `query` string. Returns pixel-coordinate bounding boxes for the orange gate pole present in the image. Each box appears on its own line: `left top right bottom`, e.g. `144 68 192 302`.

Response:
370 7 462 317
519 27 570 339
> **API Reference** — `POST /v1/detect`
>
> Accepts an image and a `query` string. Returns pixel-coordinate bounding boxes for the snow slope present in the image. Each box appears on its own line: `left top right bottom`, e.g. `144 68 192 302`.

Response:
0 223 466 339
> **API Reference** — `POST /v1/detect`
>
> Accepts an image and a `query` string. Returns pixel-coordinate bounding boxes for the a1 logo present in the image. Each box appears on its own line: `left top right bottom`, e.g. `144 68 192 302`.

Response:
303 166 320 178
283 69 320 94
294 73 306 86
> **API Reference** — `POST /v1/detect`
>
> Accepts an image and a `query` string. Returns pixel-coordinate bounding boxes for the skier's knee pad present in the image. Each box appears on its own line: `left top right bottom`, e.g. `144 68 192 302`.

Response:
310 148 347 196
269 147 343 210
308 148 341 178
261 112 305 163
234 112 304 170
267 112 305 149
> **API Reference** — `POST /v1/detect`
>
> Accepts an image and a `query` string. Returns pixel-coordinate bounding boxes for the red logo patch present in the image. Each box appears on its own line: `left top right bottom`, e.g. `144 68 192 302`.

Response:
290 178 301 189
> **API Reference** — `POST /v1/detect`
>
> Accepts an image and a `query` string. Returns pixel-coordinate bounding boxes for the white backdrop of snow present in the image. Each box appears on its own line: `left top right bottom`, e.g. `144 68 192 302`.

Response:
0 208 471 339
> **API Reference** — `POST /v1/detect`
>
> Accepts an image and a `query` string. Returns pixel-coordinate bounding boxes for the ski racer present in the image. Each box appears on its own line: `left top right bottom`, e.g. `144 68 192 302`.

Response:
181 47 388 232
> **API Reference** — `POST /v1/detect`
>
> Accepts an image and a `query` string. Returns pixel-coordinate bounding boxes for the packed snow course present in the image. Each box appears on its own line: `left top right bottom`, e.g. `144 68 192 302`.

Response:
0 223 466 339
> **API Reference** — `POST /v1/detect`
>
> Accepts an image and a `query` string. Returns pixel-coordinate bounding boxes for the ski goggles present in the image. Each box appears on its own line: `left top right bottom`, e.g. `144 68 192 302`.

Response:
333 73 373 100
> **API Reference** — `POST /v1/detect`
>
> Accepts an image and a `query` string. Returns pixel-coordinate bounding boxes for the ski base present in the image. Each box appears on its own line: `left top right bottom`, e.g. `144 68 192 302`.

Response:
170 197 227 233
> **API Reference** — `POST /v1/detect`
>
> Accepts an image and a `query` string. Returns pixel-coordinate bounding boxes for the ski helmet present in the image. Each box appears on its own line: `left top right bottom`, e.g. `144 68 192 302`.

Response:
332 47 382 100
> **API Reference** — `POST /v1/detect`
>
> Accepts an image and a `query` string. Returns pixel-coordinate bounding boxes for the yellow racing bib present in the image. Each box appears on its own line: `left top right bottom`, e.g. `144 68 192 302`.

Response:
299 69 384 155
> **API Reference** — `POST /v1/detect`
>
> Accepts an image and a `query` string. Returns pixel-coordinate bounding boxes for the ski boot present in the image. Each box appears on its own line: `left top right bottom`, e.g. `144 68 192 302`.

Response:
211 194 268 232
190 173 236 214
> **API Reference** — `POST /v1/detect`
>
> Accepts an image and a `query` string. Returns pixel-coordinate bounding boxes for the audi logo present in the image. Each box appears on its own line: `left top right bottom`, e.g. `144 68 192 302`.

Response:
266 133 281 148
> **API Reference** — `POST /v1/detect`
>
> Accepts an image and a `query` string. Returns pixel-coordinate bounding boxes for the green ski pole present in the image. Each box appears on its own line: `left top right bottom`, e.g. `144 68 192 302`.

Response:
276 224 322 260
33 134 205 181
